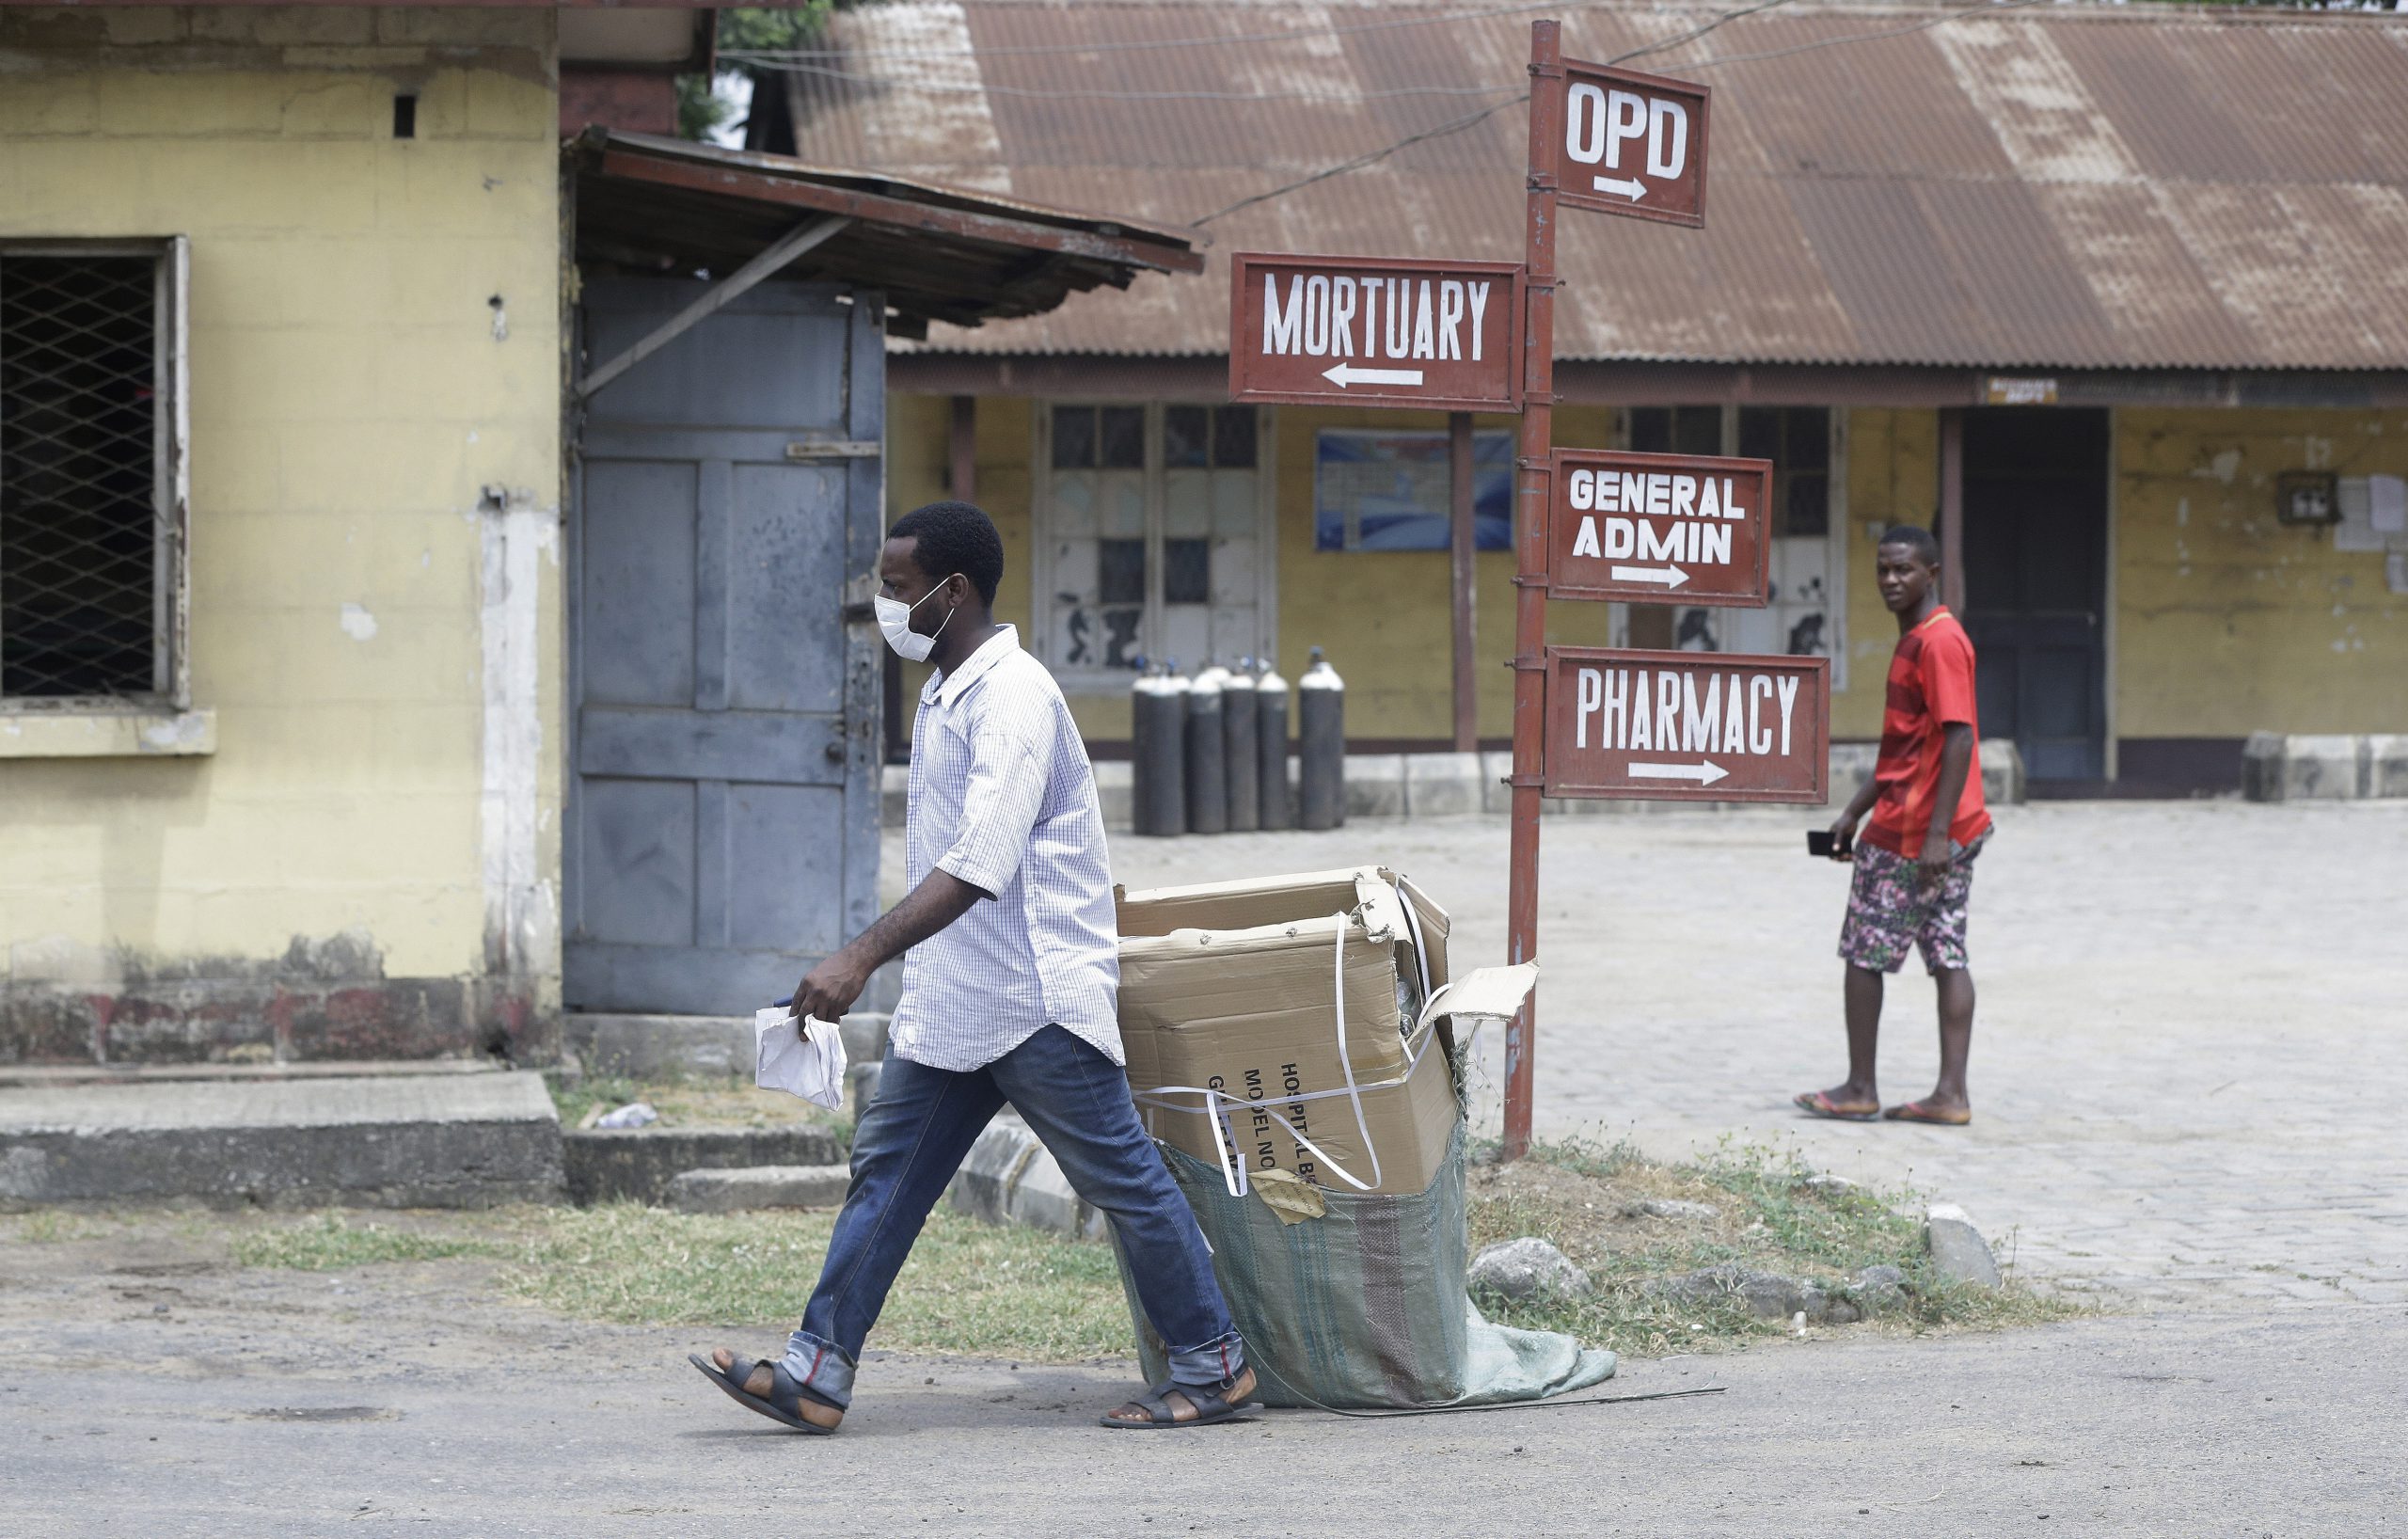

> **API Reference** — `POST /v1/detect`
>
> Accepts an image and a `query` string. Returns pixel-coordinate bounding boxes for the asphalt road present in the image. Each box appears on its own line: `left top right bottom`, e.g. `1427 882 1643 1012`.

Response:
1 1231 2395 1537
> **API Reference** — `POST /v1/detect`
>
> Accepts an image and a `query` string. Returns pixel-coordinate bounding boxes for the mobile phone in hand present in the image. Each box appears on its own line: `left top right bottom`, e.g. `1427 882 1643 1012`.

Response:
1807 829 1852 859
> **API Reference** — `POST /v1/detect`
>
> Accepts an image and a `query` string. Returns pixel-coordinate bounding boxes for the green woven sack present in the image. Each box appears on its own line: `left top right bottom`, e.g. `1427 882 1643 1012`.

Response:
1118 1127 1616 1410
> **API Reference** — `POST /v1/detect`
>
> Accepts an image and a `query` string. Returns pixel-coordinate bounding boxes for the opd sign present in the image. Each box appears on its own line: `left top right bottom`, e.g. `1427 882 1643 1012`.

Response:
1555 60 1710 227
1545 649 1829 803
1228 252 1524 412
1547 448 1770 606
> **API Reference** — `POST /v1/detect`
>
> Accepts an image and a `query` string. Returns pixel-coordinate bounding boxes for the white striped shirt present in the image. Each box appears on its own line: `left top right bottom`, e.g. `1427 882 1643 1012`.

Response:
887 626 1122 1071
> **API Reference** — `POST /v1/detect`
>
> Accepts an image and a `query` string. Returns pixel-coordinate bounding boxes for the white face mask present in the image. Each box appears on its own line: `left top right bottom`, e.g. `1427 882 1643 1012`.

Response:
873 576 961 663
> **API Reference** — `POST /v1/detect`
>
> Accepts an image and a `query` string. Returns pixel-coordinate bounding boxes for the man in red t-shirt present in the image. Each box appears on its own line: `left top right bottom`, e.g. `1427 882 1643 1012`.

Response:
1794 526 1992 1127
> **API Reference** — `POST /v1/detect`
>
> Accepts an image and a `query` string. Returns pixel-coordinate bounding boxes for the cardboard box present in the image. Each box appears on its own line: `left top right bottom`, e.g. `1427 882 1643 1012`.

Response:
1116 868 1461 1197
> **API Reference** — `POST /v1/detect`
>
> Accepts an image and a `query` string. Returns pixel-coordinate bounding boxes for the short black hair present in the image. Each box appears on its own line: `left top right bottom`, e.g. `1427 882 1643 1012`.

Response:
1877 524 1941 568
889 500 1005 606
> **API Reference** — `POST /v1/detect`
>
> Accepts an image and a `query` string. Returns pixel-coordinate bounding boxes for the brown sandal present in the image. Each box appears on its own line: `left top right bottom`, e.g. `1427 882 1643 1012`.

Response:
1882 1100 1972 1126
1793 1090 1878 1122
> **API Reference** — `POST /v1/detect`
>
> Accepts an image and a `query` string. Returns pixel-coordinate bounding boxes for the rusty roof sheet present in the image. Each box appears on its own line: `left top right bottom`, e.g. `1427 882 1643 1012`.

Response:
571 129 1202 334
770 0 2408 369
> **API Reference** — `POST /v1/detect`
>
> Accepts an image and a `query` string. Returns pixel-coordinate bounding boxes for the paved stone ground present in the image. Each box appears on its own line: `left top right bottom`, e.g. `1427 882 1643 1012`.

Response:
1082 801 2408 1309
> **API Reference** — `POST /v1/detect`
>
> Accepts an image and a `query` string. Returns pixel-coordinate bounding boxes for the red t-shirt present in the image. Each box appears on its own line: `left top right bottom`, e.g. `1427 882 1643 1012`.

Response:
1862 607 1991 859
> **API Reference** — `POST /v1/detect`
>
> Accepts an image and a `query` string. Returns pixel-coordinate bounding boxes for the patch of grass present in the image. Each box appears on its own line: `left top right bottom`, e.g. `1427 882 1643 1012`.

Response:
503 1204 1132 1360
1466 1135 2080 1357
223 1139 2076 1367
5 1209 119 1244
230 1213 506 1272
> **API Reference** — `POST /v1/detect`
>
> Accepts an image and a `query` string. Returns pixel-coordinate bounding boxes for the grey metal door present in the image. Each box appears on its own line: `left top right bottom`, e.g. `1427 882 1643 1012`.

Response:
566 279 883 1014
1961 407 2110 784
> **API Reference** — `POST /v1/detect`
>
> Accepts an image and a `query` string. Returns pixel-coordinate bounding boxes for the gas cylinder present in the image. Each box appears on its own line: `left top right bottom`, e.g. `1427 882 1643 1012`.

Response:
1254 659 1291 830
1298 647 1345 831
1223 658 1259 833
1185 663 1229 835
1133 662 1189 837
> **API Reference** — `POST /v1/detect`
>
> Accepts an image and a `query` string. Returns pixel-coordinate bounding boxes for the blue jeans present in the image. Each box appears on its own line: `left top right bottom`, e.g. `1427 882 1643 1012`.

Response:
779 1024 1244 1408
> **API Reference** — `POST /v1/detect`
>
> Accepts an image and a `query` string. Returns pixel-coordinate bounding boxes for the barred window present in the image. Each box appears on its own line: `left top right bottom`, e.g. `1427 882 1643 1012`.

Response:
0 240 188 706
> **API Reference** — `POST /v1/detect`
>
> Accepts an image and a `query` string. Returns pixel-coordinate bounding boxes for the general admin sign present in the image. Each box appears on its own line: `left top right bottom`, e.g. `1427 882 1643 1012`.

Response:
1548 448 1771 606
1229 253 1524 412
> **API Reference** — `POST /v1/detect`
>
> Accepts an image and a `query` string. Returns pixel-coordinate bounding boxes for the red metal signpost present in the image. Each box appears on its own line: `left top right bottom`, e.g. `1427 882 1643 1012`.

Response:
1228 253 1525 412
1544 649 1830 803
1554 58 1711 228
1547 448 1771 606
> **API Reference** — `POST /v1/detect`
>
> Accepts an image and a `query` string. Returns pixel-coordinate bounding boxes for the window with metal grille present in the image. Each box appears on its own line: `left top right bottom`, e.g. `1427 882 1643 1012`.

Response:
0 240 189 706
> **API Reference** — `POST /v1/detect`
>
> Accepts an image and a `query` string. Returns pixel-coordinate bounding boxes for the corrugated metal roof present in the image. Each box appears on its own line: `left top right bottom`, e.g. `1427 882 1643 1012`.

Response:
772 0 2408 370
570 129 1202 334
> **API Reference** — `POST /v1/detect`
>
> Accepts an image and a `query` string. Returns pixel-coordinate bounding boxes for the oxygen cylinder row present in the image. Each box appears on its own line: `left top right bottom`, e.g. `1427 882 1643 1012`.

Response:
1130 650 1344 836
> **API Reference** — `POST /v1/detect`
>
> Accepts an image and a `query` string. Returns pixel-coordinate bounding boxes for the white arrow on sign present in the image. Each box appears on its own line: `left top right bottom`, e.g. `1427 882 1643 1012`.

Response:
1323 362 1425 389
1629 759 1730 785
1608 563 1689 589
1592 175 1647 201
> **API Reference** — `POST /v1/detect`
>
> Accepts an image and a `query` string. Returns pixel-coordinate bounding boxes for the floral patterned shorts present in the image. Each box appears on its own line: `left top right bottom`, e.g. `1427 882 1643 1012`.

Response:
1838 834 1988 976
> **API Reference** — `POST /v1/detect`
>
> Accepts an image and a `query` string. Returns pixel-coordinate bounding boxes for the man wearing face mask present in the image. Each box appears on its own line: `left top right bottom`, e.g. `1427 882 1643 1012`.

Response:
693 500 1257 1434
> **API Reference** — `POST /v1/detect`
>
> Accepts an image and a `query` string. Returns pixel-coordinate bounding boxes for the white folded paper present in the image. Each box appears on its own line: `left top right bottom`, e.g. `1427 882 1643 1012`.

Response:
754 1007 848 1110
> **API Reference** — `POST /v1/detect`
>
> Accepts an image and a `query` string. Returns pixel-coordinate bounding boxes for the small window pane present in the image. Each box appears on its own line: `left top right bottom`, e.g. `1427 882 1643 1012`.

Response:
1099 537 1147 604
1673 405 1721 457
1737 406 1779 464
1785 473 1829 537
1212 407 1257 468
1100 405 1145 469
1627 406 1669 453
1163 538 1210 605
1786 407 1830 472
1164 405 1210 468
1051 405 1095 469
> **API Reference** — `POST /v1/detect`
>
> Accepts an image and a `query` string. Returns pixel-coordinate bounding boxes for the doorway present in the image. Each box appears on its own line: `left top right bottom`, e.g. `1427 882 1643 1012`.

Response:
1959 407 2110 784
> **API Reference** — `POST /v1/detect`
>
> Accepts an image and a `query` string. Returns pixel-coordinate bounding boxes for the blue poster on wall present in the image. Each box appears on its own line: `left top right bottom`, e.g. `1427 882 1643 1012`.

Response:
1314 429 1514 552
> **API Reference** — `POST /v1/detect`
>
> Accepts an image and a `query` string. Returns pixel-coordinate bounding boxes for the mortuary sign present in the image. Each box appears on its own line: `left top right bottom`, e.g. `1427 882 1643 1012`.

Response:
1228 252 1524 412
1547 447 1771 606
1552 59 1710 227
1544 648 1829 803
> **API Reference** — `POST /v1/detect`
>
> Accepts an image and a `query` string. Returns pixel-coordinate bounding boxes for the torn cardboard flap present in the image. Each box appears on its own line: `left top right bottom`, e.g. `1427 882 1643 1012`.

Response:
1414 962 1540 1036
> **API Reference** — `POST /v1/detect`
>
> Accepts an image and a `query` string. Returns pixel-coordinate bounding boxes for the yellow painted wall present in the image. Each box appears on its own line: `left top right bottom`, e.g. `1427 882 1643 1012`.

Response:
1835 408 1939 739
2116 406 2408 736
0 9 562 1002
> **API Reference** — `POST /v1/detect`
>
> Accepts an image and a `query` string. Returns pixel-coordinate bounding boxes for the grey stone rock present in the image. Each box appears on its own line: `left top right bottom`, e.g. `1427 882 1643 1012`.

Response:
1823 1296 1861 1325
2368 734 2408 801
837 1011 889 1067
948 1117 1039 1225
666 1164 852 1214
2244 733 2371 802
1979 738 2026 806
1090 759 1133 832
1647 1263 1830 1323
1925 1203 2003 1288
561 1013 752 1081
1002 1147 1109 1241
1798 1173 1861 1197
1470 1237 1594 1301
1627 1198 1721 1223
1853 1263 1911 1314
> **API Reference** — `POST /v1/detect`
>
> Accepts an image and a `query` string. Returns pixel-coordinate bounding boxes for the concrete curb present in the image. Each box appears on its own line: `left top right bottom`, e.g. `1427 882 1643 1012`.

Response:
0 1072 564 1210
562 1011 890 1083
666 1164 852 1213
564 1124 847 1206
2243 732 2407 801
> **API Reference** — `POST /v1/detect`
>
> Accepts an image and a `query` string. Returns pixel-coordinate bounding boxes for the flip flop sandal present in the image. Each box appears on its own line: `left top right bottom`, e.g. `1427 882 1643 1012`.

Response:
1099 1375 1260 1431
1793 1090 1878 1122
1883 1101 1972 1126
689 1353 839 1435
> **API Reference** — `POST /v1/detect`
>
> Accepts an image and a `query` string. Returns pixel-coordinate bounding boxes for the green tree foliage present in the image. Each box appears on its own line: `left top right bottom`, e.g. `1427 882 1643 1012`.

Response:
679 5 840 143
